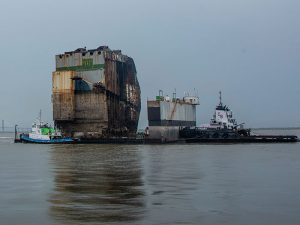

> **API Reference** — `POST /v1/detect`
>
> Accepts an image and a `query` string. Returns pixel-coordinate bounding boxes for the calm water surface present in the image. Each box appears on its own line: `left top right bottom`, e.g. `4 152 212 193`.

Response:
0 130 300 225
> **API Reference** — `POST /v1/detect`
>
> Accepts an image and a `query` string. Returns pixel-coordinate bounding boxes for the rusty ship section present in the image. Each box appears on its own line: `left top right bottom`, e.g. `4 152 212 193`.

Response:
52 46 141 139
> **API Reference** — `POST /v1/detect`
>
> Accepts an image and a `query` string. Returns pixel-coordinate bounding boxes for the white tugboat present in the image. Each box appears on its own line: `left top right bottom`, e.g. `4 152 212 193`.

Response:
208 91 238 129
19 111 74 144
179 92 251 140
180 92 298 142
201 91 249 134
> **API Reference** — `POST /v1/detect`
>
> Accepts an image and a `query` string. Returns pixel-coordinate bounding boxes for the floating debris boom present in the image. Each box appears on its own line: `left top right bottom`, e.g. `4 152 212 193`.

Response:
52 46 141 139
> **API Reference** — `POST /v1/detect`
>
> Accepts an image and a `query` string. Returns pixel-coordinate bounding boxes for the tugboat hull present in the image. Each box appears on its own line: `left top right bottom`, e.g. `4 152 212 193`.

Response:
180 128 298 143
184 136 298 143
20 134 75 144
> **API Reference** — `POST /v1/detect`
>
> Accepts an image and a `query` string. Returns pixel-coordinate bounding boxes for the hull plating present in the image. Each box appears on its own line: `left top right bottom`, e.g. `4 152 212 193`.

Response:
20 134 74 144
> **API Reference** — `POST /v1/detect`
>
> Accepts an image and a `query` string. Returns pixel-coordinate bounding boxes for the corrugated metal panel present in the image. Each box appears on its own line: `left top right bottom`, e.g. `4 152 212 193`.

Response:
74 52 81 67
56 51 105 69
52 71 75 92
160 101 196 122
74 93 108 121
52 92 75 121
93 52 105 65
104 58 120 95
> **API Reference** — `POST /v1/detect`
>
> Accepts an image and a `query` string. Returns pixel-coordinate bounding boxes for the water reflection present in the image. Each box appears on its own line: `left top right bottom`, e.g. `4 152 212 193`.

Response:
48 144 145 224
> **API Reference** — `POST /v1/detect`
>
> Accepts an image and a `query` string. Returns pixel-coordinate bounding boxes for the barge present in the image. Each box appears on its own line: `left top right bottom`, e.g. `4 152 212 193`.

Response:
145 91 298 143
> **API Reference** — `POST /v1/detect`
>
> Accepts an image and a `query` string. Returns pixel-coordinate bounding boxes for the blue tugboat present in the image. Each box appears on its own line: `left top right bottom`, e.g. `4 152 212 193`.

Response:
19 115 75 144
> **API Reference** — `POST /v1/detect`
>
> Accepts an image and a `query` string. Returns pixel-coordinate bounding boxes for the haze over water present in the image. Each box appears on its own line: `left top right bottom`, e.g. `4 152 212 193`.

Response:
0 0 299 224
0 0 300 128
1 130 300 225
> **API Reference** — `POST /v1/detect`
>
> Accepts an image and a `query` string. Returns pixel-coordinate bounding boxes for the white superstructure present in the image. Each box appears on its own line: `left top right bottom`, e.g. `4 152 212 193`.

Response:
206 92 238 129
28 114 62 141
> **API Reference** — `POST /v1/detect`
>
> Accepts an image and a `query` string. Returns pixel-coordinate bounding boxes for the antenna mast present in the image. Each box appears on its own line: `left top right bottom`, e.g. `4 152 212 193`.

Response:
219 91 222 106
173 88 177 100
39 109 42 125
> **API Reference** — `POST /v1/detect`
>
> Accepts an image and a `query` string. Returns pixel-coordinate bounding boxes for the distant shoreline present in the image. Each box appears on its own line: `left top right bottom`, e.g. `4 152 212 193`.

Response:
252 127 300 130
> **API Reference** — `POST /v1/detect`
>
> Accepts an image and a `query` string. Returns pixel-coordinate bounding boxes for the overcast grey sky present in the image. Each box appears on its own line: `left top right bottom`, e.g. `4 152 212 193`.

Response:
0 0 299 128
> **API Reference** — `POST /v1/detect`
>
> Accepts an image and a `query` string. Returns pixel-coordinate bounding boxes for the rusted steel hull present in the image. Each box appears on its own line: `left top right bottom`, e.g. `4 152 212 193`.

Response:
52 46 141 139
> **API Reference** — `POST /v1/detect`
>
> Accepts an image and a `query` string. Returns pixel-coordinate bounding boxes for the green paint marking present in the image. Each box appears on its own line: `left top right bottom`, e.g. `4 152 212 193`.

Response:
82 58 93 67
56 64 105 72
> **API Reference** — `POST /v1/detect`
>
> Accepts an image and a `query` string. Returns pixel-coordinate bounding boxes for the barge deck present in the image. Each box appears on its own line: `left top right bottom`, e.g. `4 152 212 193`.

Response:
15 135 298 144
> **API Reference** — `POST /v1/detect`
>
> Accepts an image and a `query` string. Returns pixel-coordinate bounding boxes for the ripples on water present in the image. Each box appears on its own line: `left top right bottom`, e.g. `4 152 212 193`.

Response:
1 129 300 225
49 145 145 224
